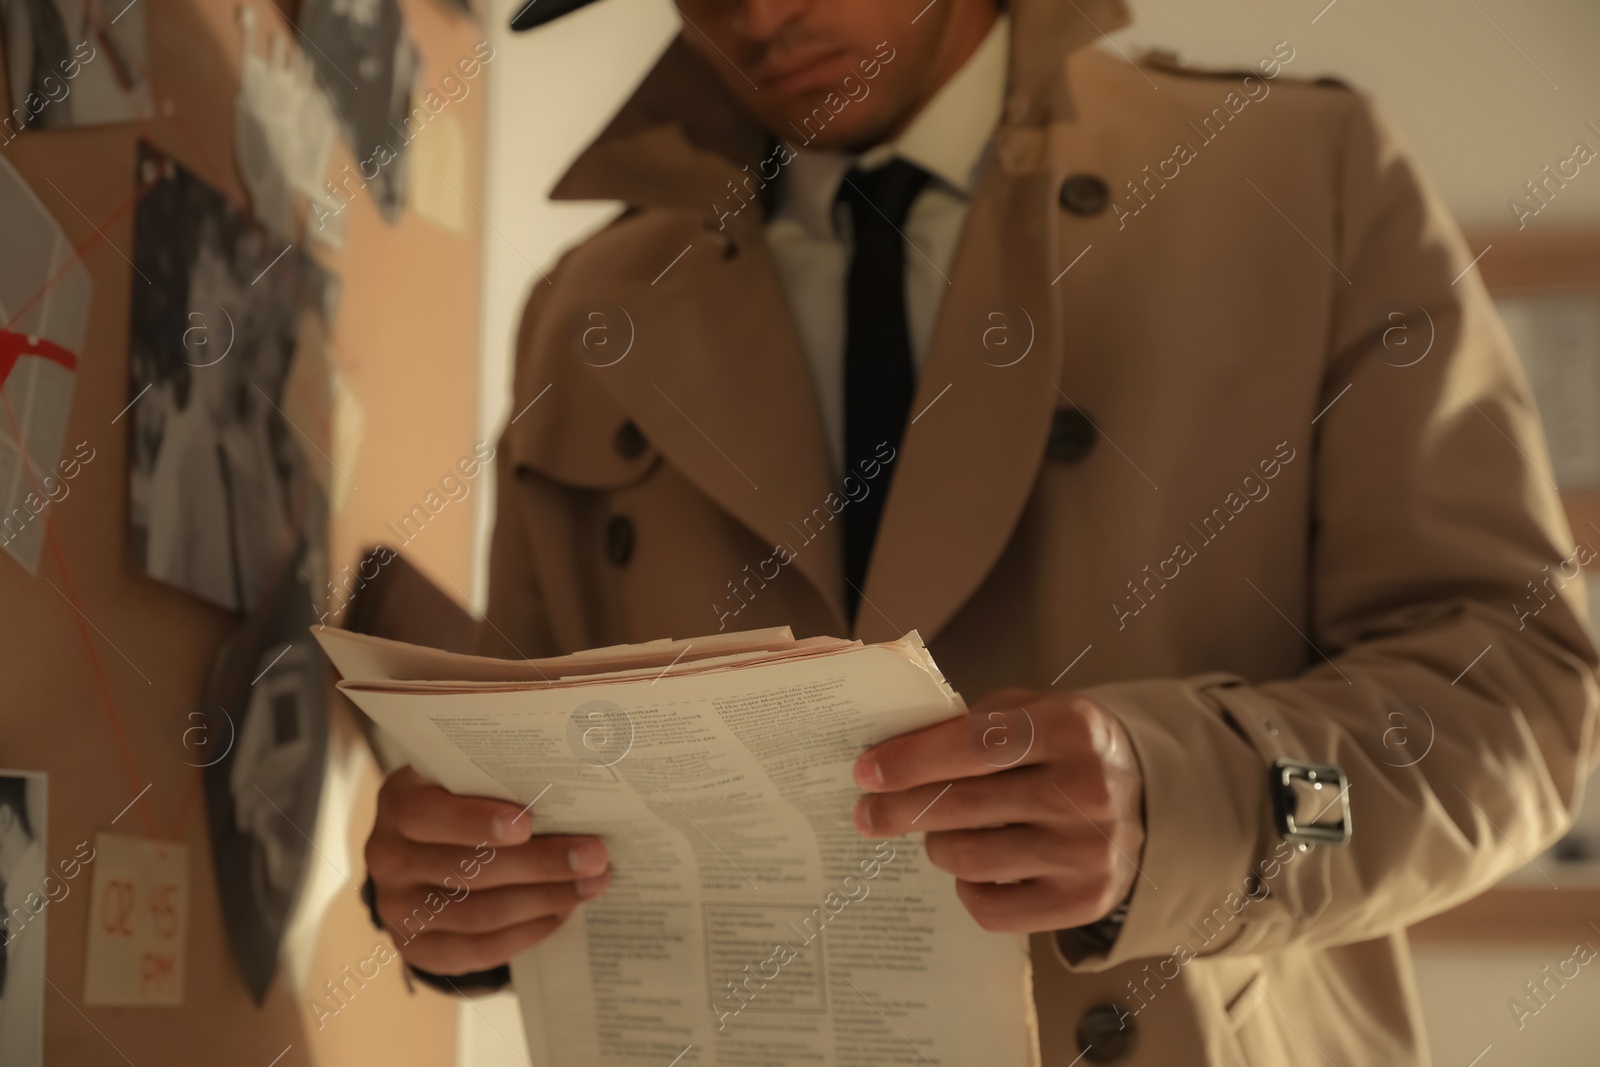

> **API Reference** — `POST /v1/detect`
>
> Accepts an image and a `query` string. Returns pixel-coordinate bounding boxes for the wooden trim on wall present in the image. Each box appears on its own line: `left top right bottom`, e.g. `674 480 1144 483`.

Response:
1465 227 1600 296
1409 887 1600 945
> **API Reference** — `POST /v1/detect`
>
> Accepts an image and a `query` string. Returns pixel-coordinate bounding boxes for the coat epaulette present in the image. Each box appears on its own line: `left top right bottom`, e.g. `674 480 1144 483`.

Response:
1138 47 1352 90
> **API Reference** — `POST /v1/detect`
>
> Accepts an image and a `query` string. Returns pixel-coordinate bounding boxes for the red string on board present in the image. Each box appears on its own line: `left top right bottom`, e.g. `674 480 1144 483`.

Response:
7 46 344 847
2 182 145 334
3 172 180 845
1 389 171 845
0 332 77 387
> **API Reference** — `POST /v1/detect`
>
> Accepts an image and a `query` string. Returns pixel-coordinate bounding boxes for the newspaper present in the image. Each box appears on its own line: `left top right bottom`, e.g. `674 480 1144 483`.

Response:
316 626 1039 1067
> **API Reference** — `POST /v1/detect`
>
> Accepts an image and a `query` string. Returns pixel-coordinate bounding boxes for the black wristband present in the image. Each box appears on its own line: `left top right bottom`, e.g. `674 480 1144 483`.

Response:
409 961 513 995
360 874 512 994
1053 897 1131 964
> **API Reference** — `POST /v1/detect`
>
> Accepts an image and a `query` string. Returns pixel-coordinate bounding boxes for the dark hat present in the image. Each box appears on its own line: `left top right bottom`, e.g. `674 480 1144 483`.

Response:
509 0 604 31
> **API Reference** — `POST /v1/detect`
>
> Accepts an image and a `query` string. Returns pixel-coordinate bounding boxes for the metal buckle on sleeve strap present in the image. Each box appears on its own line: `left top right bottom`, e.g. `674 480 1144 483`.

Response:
1270 759 1352 850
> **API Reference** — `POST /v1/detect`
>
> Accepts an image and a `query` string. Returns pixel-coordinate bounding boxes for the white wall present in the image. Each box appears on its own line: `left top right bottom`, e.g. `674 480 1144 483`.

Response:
1413 945 1600 1067
1108 0 1600 230
469 0 678 609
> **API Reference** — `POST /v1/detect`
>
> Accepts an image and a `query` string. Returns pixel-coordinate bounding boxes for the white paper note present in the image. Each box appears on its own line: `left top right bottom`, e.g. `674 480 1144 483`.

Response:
83 833 189 1007
0 155 92 574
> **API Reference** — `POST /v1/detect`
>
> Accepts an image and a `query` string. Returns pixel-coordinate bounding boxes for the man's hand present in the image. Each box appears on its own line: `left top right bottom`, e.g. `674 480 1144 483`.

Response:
852 689 1145 934
365 767 612 976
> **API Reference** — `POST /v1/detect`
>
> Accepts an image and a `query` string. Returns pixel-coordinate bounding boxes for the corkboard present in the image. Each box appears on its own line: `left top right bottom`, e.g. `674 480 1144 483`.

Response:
0 0 491 1061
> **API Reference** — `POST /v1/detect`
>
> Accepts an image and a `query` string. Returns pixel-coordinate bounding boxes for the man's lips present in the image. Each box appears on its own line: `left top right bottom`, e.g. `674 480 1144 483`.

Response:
753 47 852 94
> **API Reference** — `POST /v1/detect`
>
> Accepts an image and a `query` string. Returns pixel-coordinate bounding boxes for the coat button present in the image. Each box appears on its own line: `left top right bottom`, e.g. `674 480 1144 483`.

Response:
605 515 634 566
1076 1002 1136 1063
1059 174 1109 216
614 420 648 459
1047 408 1097 463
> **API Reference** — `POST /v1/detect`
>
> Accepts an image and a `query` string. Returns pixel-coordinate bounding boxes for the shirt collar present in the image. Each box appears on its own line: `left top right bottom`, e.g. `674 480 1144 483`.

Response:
776 12 1011 239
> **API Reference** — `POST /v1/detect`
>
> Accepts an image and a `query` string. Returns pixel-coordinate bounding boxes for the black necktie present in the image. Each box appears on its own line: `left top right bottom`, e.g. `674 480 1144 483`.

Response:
836 159 931 624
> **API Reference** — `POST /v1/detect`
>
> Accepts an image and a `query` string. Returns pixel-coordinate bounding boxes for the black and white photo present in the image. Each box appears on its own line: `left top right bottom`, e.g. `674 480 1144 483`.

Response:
0 771 46 1067
299 0 419 223
0 0 152 136
126 140 337 613
201 522 330 1002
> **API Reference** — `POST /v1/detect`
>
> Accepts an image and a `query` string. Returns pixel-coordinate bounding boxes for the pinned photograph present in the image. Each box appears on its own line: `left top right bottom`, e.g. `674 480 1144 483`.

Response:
0 770 47 1067
298 0 419 223
0 154 92 574
201 522 330 1002
126 140 339 613
235 5 339 242
0 0 154 134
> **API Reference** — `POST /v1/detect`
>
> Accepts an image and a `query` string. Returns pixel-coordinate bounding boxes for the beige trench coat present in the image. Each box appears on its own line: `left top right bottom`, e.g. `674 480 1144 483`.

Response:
476 0 1600 1062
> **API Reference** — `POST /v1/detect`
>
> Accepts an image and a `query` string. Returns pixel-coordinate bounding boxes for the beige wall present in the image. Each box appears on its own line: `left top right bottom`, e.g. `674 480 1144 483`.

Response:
1413 945 1600 1067
0 0 490 1061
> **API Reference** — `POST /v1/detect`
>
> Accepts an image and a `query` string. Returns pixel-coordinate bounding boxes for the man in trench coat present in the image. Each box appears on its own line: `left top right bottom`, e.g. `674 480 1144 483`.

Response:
363 0 1600 1063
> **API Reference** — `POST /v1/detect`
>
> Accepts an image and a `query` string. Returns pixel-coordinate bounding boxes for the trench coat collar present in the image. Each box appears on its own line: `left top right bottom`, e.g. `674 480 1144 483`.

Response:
546 0 1131 642
548 0 1131 208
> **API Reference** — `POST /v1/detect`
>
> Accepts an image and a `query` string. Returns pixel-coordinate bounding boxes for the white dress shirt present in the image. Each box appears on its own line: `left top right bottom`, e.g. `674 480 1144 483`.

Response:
765 14 1010 476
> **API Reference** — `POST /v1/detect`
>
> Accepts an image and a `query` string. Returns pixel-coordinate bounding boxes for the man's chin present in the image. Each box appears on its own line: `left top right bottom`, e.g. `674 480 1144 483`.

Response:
756 104 898 154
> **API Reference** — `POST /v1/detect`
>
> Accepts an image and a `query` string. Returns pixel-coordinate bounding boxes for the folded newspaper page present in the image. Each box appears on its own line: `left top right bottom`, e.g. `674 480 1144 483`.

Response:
316 626 1040 1067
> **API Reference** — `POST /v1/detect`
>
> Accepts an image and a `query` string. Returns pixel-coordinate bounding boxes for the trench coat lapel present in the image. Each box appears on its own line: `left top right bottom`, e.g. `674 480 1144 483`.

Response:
848 0 1128 643
582 206 850 635
852 141 1069 644
550 41 850 633
544 0 1132 642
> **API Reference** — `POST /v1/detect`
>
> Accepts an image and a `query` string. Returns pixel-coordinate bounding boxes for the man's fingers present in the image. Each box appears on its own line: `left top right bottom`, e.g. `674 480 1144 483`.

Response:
953 877 1111 934
397 912 575 977
855 691 1113 796
366 831 609 890
380 875 611 937
922 825 1081 883
855 713 1021 793
854 769 1052 836
477 836 611 887
379 767 534 847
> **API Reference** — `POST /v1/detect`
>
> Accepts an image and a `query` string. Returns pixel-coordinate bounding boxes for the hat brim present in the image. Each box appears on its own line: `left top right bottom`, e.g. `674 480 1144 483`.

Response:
509 0 602 31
